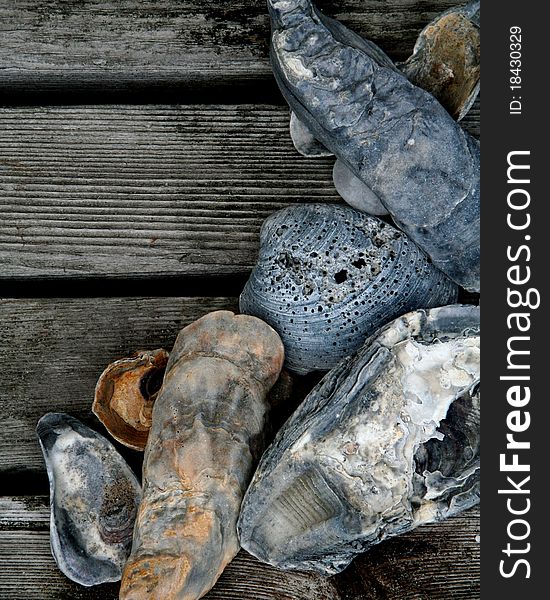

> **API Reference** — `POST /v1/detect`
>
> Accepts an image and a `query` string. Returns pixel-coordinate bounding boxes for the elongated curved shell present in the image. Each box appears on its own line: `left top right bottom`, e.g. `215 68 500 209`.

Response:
36 413 141 586
93 349 169 451
400 1 480 121
120 311 284 600
240 204 458 374
238 305 480 575
267 0 480 291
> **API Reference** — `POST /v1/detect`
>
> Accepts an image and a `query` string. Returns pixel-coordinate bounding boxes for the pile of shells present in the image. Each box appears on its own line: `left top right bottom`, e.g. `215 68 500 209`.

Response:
278 0 480 292
36 2 480 599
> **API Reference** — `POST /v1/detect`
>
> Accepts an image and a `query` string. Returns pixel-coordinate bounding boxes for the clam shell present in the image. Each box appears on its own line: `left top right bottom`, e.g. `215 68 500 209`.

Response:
400 1 480 121
267 0 480 291
240 204 458 374
120 311 284 600
92 349 169 451
36 413 141 586
238 305 480 575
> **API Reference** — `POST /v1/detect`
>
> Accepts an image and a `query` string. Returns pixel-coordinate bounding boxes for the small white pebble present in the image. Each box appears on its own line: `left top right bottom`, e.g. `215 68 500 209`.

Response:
407 138 415 146
475 535 480 543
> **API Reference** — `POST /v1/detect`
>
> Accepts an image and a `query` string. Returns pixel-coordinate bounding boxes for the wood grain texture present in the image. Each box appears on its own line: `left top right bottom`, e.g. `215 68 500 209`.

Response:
336 509 480 599
0 497 478 600
0 103 479 280
0 0 462 97
0 533 340 600
0 297 238 475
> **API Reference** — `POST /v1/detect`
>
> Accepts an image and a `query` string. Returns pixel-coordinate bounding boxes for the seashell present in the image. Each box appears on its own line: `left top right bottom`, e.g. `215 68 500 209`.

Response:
92 349 169 451
399 1 480 121
120 311 284 600
239 203 458 375
238 305 480 575
290 112 333 157
36 413 141 586
267 0 480 291
332 159 388 216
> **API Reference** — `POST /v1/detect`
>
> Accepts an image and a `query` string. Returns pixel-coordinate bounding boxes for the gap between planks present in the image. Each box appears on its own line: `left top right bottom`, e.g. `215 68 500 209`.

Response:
0 496 479 600
0 0 462 101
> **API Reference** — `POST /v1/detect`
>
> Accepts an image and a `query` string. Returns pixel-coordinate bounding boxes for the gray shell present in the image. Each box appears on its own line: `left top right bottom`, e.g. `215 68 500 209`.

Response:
239 204 458 374
290 112 333 157
332 159 389 216
36 413 141 586
238 305 480 575
267 0 480 291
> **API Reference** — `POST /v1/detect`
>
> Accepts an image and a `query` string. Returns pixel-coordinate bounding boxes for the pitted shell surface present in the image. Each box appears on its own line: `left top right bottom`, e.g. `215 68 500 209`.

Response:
240 204 458 374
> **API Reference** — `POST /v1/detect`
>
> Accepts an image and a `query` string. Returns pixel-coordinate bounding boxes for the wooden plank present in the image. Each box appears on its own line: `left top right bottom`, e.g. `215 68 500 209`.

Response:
0 497 479 599
0 103 479 281
0 0 462 97
0 534 341 599
0 297 238 475
336 509 480 599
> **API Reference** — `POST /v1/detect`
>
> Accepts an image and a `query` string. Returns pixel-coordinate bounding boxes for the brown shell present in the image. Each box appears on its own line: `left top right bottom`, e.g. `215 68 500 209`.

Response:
119 311 284 600
92 349 169 451
400 2 480 121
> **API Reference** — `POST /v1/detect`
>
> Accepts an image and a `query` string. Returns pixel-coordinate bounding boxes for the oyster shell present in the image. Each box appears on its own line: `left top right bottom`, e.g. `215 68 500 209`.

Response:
120 311 284 600
36 413 141 586
238 305 480 575
267 0 480 291
239 204 458 374
400 1 480 121
93 349 169 451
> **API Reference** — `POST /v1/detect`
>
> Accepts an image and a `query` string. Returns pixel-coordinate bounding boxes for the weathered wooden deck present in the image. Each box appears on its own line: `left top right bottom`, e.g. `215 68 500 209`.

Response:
0 2 480 598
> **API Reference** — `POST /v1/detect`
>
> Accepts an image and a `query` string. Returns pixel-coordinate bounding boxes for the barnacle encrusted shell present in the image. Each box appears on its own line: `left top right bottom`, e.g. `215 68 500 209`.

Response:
267 0 480 291
93 349 169 451
120 311 284 600
238 305 480 575
239 204 458 374
36 413 141 586
400 1 480 121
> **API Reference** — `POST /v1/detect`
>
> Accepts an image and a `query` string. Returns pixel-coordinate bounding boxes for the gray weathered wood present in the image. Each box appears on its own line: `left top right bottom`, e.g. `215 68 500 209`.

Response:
0 497 478 600
0 297 238 474
0 0 462 96
0 103 479 280
0 527 340 599
336 508 480 599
